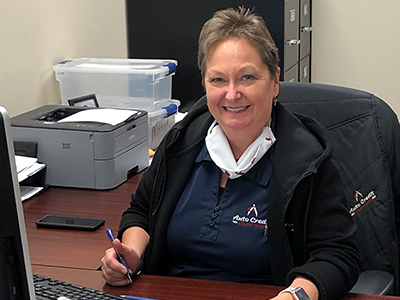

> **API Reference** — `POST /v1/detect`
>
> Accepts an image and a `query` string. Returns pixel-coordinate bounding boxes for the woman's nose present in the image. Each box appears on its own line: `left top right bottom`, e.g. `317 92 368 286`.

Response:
225 83 240 101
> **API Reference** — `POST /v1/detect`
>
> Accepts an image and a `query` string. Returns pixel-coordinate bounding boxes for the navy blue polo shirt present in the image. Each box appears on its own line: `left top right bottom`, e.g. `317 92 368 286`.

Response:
166 144 274 284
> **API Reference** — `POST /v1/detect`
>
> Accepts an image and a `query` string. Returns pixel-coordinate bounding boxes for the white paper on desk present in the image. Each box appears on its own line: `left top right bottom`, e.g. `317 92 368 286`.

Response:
57 109 139 126
15 155 38 173
18 162 46 182
20 186 44 201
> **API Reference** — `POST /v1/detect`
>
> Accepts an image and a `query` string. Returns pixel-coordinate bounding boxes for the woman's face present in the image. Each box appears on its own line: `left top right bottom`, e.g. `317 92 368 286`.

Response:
204 38 280 138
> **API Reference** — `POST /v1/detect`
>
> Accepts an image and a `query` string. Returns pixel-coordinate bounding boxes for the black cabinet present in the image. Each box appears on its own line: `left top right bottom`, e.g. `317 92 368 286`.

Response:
126 0 312 111
299 0 312 83
280 0 312 83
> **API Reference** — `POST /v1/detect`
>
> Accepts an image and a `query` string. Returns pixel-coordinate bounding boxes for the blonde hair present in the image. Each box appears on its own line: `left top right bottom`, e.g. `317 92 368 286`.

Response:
198 7 280 83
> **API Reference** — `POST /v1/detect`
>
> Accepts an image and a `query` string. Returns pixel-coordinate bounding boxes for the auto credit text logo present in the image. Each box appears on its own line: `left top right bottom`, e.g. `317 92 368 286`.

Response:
349 190 376 216
232 204 267 229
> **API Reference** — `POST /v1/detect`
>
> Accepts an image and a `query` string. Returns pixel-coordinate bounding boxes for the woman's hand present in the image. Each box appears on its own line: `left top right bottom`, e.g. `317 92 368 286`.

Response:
101 238 142 286
270 292 295 300
101 227 150 286
270 277 319 300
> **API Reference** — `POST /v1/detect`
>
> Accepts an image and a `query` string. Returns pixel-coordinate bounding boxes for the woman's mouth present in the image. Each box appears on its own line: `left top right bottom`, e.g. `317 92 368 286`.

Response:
224 105 250 112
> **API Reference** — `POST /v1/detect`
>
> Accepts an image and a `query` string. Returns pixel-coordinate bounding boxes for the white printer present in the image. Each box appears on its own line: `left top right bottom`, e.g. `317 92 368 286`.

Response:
11 105 149 190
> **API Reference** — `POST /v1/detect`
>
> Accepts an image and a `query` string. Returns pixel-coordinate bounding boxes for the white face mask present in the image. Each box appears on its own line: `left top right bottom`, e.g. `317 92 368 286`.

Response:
205 120 276 179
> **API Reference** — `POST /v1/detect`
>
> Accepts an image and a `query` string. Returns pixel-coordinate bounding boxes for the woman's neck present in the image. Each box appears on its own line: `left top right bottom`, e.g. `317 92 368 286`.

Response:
225 129 262 160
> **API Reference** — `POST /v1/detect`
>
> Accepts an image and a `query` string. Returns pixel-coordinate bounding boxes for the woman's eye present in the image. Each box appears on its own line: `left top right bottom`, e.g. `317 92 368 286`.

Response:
243 74 256 81
210 78 225 84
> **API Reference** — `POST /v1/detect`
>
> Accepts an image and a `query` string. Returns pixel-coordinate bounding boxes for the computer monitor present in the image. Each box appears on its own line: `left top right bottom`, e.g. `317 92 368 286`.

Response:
0 106 36 300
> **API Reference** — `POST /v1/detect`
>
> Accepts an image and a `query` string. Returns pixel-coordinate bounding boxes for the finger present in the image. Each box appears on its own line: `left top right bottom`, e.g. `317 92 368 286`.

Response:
102 268 131 286
112 238 124 253
112 240 136 271
101 255 131 286
103 247 129 275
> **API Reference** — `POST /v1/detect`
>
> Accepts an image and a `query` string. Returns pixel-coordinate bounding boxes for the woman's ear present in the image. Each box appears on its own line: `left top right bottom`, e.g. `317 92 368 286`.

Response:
273 67 281 96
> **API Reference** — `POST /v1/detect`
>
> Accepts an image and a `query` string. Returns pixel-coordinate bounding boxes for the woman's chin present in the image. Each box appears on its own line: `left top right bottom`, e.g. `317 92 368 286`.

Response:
219 121 250 133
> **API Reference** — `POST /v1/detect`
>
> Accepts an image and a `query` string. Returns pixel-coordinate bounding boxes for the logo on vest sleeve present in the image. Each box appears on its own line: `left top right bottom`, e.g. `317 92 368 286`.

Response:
349 190 376 216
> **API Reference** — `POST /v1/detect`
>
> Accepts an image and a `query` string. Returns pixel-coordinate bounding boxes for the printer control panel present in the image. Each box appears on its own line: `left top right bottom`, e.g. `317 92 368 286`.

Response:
35 108 82 122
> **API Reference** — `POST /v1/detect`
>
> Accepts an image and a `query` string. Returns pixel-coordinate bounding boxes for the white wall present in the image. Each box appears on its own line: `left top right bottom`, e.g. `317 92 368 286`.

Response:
0 0 127 117
1 1 398 119
312 1 400 117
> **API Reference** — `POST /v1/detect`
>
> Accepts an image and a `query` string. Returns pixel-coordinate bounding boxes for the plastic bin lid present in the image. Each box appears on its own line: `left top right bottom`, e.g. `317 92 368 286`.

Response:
53 58 178 76
147 99 180 126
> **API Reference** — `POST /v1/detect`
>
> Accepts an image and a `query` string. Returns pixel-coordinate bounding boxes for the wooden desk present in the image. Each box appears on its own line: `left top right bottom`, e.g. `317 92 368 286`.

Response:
32 265 283 300
24 174 396 300
31 265 397 300
23 173 142 270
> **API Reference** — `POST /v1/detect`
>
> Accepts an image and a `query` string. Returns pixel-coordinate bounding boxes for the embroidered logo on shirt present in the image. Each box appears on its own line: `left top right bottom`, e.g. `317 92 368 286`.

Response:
232 204 267 229
349 190 376 216
247 204 259 217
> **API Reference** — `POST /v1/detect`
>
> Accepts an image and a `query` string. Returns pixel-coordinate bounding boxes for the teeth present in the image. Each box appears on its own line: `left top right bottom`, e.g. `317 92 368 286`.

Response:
225 106 247 112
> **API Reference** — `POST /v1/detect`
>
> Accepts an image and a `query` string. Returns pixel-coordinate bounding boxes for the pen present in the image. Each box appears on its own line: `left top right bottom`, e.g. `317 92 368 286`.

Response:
106 228 133 282
121 295 158 300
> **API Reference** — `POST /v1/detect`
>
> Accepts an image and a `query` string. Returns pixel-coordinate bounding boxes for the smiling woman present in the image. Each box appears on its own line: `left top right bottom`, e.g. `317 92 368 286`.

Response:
204 38 280 159
101 7 361 300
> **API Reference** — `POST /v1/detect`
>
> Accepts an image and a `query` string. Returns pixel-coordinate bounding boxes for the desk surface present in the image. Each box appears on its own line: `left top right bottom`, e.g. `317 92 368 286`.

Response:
31 265 397 300
24 173 142 270
24 173 395 300
32 265 283 300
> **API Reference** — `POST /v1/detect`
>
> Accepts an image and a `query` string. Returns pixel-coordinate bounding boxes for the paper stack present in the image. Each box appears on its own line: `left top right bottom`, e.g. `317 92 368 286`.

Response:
15 155 46 201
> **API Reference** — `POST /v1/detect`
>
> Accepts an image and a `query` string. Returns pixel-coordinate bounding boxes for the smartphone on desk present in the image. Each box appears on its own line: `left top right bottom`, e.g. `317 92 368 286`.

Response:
36 214 105 231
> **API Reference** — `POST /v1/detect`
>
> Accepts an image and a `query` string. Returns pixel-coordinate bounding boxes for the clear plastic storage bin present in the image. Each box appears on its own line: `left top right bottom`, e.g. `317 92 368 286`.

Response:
53 58 177 111
148 99 180 150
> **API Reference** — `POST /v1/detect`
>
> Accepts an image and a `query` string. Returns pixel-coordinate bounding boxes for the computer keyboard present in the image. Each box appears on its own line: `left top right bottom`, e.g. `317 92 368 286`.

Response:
33 273 125 300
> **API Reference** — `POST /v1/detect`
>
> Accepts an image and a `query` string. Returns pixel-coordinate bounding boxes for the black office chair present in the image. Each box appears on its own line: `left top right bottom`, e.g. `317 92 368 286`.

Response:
278 82 400 295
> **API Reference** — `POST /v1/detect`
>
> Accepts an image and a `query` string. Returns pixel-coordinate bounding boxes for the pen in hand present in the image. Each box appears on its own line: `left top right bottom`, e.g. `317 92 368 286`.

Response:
106 228 133 282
